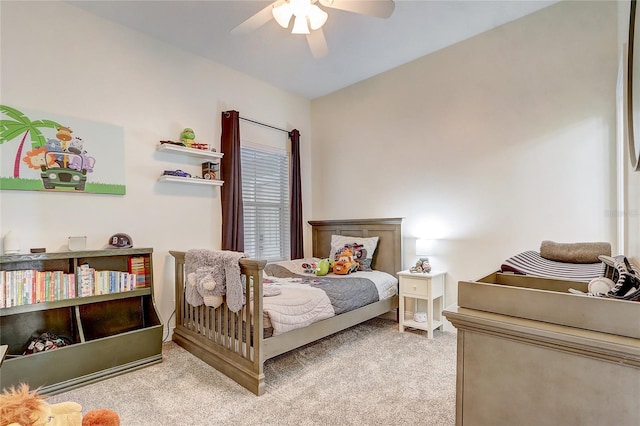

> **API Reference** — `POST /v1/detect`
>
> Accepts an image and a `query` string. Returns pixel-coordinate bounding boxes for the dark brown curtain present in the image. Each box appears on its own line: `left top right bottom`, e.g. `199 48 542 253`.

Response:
220 110 244 252
290 129 303 259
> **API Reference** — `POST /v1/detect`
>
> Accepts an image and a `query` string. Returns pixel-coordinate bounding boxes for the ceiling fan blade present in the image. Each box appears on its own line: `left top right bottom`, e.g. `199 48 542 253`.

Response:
306 29 329 59
231 1 284 35
319 0 395 19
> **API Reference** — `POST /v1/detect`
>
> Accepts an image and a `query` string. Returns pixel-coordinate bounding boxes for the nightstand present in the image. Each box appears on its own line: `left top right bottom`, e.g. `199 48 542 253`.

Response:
398 270 446 339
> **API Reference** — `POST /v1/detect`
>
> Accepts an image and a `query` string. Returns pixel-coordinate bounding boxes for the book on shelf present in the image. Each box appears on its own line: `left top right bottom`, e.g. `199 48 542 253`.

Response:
0 264 139 308
0 271 4 308
128 256 150 288
0 270 76 308
78 264 94 297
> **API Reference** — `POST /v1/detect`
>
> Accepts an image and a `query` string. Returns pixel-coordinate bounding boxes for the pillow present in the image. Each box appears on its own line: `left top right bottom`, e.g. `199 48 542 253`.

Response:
329 235 379 271
540 241 611 264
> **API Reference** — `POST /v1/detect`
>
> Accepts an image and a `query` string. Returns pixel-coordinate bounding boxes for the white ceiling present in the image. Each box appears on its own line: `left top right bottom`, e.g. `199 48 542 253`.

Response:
67 0 559 99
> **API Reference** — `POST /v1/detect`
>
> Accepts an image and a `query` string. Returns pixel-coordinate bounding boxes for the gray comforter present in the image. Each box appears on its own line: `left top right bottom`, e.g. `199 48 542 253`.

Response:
264 264 379 315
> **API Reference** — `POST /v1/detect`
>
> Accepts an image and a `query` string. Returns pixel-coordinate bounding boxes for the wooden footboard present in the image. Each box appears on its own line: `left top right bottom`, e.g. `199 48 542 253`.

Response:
170 251 268 395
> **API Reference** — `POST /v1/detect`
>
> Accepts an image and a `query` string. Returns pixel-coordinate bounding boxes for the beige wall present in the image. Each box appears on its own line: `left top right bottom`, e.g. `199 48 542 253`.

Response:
0 1 312 328
618 0 640 267
1 0 628 335
311 0 618 314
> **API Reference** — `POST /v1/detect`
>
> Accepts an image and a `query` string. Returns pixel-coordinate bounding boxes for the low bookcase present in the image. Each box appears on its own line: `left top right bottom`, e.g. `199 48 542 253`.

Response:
0 248 162 394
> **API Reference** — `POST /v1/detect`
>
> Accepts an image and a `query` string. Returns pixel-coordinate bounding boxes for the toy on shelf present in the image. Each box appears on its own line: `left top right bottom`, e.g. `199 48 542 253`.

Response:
176 128 211 151
159 140 184 147
162 169 191 178
410 257 432 273
202 162 219 180
180 128 196 147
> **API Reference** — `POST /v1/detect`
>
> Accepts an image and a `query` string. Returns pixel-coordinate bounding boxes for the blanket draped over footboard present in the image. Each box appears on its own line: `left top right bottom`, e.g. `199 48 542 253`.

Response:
184 249 246 312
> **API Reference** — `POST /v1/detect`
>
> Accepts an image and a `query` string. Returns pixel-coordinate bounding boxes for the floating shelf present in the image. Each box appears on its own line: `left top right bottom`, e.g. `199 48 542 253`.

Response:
156 143 223 159
158 175 224 186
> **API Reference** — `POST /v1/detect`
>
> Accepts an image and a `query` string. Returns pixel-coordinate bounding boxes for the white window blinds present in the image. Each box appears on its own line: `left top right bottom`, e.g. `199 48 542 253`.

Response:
241 145 290 261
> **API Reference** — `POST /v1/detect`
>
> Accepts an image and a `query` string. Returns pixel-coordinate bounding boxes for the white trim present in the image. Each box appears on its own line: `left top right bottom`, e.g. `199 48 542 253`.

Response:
240 139 287 155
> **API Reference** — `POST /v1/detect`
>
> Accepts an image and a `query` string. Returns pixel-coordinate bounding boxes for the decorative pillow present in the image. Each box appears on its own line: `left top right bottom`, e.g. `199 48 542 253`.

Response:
329 235 379 271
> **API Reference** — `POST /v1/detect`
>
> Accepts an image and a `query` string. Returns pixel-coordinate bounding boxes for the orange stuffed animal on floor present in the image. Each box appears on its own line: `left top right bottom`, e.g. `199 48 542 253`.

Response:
0 383 120 426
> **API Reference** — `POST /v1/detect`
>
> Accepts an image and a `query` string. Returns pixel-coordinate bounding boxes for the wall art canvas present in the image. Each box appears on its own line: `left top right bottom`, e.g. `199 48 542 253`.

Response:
0 105 126 195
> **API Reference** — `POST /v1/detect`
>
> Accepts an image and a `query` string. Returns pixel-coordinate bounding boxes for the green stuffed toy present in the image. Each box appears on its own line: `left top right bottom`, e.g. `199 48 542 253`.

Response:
180 128 196 147
314 258 331 276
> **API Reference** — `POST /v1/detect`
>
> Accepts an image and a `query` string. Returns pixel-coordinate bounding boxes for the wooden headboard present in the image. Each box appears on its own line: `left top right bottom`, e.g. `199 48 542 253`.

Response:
308 218 403 277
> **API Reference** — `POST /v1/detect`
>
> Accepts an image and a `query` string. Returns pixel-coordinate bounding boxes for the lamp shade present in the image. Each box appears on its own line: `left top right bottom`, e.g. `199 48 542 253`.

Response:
273 0 327 34
308 5 328 30
416 238 435 256
291 15 310 34
272 3 293 28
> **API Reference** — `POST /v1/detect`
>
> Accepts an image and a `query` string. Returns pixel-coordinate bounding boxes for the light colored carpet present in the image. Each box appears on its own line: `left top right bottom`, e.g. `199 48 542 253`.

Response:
47 318 457 425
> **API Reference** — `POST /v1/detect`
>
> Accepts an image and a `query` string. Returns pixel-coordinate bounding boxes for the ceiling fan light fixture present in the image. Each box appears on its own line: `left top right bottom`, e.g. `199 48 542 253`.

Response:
291 15 310 34
272 2 293 28
308 5 328 30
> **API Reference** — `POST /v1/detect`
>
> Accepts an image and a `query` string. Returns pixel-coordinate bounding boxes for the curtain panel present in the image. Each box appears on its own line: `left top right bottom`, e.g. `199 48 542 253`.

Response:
220 110 244 252
290 129 303 259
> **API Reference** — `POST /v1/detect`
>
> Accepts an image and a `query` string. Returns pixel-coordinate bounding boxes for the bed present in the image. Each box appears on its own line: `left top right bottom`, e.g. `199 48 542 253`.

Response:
169 217 402 395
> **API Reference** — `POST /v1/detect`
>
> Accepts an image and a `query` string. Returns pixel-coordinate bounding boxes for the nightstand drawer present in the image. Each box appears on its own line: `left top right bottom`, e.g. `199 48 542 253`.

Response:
400 276 431 297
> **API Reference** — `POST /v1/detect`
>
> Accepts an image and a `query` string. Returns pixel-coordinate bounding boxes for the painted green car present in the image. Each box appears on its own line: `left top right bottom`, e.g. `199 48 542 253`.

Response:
41 167 87 191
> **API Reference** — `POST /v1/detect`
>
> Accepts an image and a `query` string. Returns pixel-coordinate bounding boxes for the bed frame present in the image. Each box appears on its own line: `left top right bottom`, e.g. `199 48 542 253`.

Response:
169 218 402 395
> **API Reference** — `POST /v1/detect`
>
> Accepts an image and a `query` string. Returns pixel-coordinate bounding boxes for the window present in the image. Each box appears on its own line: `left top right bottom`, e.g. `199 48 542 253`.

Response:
241 144 290 261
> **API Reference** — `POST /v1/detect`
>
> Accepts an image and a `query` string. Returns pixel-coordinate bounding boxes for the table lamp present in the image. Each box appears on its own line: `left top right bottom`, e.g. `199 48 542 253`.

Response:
411 238 435 273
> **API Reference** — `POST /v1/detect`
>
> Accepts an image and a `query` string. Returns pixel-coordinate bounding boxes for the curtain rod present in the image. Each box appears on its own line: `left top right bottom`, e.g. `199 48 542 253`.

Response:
240 116 290 135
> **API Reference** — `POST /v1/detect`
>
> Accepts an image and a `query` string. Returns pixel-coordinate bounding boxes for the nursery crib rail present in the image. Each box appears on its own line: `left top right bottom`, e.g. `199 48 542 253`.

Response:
169 251 267 395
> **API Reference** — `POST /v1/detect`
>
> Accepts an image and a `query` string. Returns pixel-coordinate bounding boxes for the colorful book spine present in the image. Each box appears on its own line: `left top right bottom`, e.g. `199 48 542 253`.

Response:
6 271 12 307
79 264 94 297
35 271 44 303
0 266 135 306
68 273 76 298
128 256 150 288
17 270 24 306
0 271 4 308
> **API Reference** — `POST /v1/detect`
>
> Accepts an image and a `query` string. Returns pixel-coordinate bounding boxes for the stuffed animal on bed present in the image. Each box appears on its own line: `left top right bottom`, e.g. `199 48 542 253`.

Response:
301 262 317 274
0 383 120 426
314 258 331 276
333 248 359 275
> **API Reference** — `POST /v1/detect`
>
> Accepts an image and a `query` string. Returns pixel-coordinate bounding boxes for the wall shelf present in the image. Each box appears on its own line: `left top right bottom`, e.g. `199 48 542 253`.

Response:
157 142 223 185
157 175 224 186
156 143 223 159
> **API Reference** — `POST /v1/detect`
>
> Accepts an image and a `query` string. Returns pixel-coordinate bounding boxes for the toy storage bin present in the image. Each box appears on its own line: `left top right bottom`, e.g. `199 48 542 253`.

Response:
80 296 160 341
459 272 639 338
444 273 640 426
0 306 81 355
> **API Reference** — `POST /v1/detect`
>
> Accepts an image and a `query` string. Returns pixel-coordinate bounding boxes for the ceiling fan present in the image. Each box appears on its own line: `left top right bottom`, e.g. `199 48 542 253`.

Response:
231 0 395 58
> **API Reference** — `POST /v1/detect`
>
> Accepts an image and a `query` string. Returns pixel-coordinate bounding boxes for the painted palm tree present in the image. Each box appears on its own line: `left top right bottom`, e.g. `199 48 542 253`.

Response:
0 105 60 178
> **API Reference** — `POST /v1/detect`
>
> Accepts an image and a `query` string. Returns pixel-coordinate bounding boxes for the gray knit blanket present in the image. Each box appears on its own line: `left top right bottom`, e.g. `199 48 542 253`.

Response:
184 249 246 312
